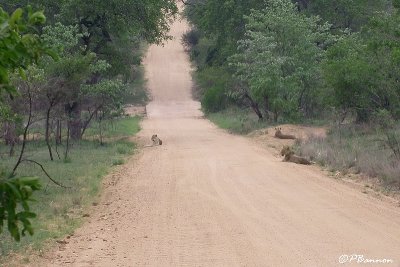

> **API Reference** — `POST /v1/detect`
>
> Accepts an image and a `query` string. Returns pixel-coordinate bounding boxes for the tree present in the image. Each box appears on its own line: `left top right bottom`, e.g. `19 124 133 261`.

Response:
362 10 400 119
57 0 178 140
293 0 389 31
323 34 373 122
230 0 331 121
323 7 400 122
185 0 267 65
61 0 177 48
0 6 50 241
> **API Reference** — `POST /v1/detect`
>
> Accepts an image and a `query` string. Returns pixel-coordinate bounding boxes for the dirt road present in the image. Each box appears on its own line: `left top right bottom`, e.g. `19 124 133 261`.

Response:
41 16 400 267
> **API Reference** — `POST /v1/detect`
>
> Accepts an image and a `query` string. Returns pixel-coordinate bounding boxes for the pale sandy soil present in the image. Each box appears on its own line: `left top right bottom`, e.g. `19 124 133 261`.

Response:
31 14 400 267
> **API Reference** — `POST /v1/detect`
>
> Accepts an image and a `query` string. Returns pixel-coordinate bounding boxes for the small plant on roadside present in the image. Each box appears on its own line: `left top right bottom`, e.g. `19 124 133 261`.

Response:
112 159 125 166
0 175 42 241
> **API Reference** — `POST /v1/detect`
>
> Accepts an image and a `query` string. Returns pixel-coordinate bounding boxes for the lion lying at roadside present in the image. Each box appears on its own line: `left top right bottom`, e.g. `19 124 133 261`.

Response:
280 146 311 165
274 127 296 139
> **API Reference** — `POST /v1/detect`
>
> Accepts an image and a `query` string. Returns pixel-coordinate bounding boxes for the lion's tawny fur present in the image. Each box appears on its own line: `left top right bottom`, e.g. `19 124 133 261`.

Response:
280 146 311 165
151 134 162 146
274 127 296 140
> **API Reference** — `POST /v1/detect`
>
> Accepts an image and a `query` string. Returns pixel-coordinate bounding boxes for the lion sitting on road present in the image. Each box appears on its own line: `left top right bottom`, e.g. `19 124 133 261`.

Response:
274 127 296 140
280 146 311 165
151 134 162 146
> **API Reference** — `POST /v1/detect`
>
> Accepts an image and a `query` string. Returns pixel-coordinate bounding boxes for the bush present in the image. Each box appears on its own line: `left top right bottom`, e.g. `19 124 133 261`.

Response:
201 85 227 113
112 158 125 166
182 29 200 49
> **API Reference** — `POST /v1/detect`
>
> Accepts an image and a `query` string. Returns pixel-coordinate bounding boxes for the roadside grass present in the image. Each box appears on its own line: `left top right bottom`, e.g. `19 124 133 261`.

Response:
207 107 269 134
296 124 400 189
0 117 141 262
84 116 141 139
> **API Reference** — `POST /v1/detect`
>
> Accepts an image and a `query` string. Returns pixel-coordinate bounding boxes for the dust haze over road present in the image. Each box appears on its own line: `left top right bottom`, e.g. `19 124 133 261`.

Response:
41 15 400 267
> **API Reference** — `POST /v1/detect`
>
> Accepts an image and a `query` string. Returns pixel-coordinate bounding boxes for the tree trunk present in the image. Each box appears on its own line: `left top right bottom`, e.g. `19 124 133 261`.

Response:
4 122 19 146
4 122 19 157
244 93 263 120
65 102 82 140
9 143 15 157
263 95 271 120
55 119 62 145
80 105 101 138
65 121 71 161
12 84 33 176
45 106 54 161
99 118 104 146
274 109 279 123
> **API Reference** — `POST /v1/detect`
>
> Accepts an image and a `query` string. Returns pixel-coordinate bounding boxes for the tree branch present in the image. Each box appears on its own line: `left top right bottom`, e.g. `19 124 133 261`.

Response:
11 82 33 176
20 159 71 189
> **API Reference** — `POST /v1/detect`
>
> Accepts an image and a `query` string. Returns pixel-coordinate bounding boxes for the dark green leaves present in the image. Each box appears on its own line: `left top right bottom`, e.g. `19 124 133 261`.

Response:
230 0 331 119
0 176 41 241
0 6 54 96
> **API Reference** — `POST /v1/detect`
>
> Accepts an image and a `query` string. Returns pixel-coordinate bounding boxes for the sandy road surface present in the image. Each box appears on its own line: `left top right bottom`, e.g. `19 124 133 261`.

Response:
38 16 400 267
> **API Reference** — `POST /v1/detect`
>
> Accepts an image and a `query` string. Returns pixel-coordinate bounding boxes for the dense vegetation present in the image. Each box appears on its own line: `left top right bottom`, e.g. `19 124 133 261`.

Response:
183 0 400 186
0 0 177 244
183 0 400 122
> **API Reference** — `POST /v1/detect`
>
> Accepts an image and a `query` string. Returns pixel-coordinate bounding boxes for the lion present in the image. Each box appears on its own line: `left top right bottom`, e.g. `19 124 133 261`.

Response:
151 134 162 146
280 146 311 165
274 127 296 140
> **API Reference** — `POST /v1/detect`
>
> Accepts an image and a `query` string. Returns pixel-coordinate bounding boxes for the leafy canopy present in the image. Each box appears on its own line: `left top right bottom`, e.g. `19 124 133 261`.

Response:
230 0 331 117
0 6 50 241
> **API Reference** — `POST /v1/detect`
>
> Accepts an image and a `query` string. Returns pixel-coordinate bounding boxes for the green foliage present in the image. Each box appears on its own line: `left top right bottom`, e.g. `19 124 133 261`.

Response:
81 78 127 116
60 0 177 46
0 5 51 242
182 28 200 48
186 0 400 123
0 6 53 95
1 0 176 246
323 9 400 121
42 23 81 54
185 0 267 64
323 33 372 121
195 67 232 112
363 12 400 119
202 85 226 113
230 0 332 119
0 176 42 241
297 0 389 31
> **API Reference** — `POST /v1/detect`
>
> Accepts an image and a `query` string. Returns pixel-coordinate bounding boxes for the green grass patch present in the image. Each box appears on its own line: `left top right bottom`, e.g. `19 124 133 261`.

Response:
0 117 141 261
207 107 269 134
84 116 141 139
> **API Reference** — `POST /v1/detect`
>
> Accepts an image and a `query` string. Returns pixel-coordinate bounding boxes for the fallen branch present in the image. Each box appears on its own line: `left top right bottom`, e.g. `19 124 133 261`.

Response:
20 159 71 189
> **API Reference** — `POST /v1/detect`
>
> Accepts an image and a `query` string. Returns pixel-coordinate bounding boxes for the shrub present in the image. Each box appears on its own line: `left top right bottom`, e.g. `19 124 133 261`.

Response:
112 158 125 166
201 85 227 113
182 29 200 48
